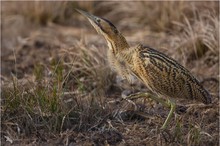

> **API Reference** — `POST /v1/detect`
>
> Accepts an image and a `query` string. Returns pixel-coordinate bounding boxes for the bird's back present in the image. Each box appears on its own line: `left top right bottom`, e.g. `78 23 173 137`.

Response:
129 45 212 104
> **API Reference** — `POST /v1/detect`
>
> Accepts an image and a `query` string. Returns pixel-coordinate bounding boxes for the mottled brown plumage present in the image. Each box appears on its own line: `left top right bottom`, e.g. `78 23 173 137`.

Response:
77 9 212 129
119 44 211 104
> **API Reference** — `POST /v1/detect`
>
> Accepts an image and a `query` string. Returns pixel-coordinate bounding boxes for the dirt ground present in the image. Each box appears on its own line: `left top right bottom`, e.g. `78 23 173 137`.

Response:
1 1 219 146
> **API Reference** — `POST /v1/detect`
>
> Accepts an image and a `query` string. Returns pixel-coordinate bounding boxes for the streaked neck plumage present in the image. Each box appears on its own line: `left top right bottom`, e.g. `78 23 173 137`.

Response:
106 33 129 55
105 33 136 66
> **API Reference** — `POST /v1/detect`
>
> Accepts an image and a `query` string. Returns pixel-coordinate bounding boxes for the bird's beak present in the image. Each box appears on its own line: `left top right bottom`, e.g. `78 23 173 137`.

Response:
76 9 98 24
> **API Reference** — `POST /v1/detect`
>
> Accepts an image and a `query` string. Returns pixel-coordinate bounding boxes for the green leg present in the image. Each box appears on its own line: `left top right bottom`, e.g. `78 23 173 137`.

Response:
125 92 176 130
161 99 176 130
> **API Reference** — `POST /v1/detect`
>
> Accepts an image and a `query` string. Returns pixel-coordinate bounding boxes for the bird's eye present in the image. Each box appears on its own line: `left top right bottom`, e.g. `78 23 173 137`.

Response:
96 18 101 23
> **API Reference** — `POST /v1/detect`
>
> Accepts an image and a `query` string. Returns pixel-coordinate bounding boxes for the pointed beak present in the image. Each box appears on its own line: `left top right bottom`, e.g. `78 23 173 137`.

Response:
76 9 97 24
76 9 106 35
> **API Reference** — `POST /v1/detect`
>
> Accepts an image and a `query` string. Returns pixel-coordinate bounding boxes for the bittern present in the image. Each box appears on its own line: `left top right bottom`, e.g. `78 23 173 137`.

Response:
77 9 212 130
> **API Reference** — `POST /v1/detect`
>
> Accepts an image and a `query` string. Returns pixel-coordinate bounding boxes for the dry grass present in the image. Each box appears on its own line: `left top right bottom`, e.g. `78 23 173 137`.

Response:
171 10 219 61
1 1 219 145
1 1 75 25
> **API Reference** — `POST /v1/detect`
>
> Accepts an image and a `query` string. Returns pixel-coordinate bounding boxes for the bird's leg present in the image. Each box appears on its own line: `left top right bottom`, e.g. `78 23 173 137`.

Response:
161 99 176 130
125 92 176 130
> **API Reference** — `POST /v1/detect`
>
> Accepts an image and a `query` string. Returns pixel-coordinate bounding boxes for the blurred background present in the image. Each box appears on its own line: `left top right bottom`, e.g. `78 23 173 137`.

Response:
1 1 219 78
1 1 219 146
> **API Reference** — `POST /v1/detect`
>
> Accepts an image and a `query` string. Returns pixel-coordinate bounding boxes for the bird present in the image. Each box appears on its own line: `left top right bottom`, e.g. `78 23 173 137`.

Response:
76 9 212 130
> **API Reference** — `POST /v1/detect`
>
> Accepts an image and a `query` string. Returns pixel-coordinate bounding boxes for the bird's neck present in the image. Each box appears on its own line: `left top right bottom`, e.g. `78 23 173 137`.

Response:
106 34 129 55
106 34 136 65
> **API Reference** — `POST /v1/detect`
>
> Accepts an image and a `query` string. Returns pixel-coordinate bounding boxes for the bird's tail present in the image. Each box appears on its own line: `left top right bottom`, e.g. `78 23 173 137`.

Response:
195 85 212 104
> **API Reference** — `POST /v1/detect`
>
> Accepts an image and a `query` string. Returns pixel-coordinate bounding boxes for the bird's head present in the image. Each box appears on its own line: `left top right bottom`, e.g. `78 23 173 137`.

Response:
76 9 119 42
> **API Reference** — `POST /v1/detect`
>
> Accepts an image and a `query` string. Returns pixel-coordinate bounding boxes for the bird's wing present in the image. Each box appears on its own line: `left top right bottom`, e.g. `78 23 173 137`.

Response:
136 45 192 98
137 45 211 103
